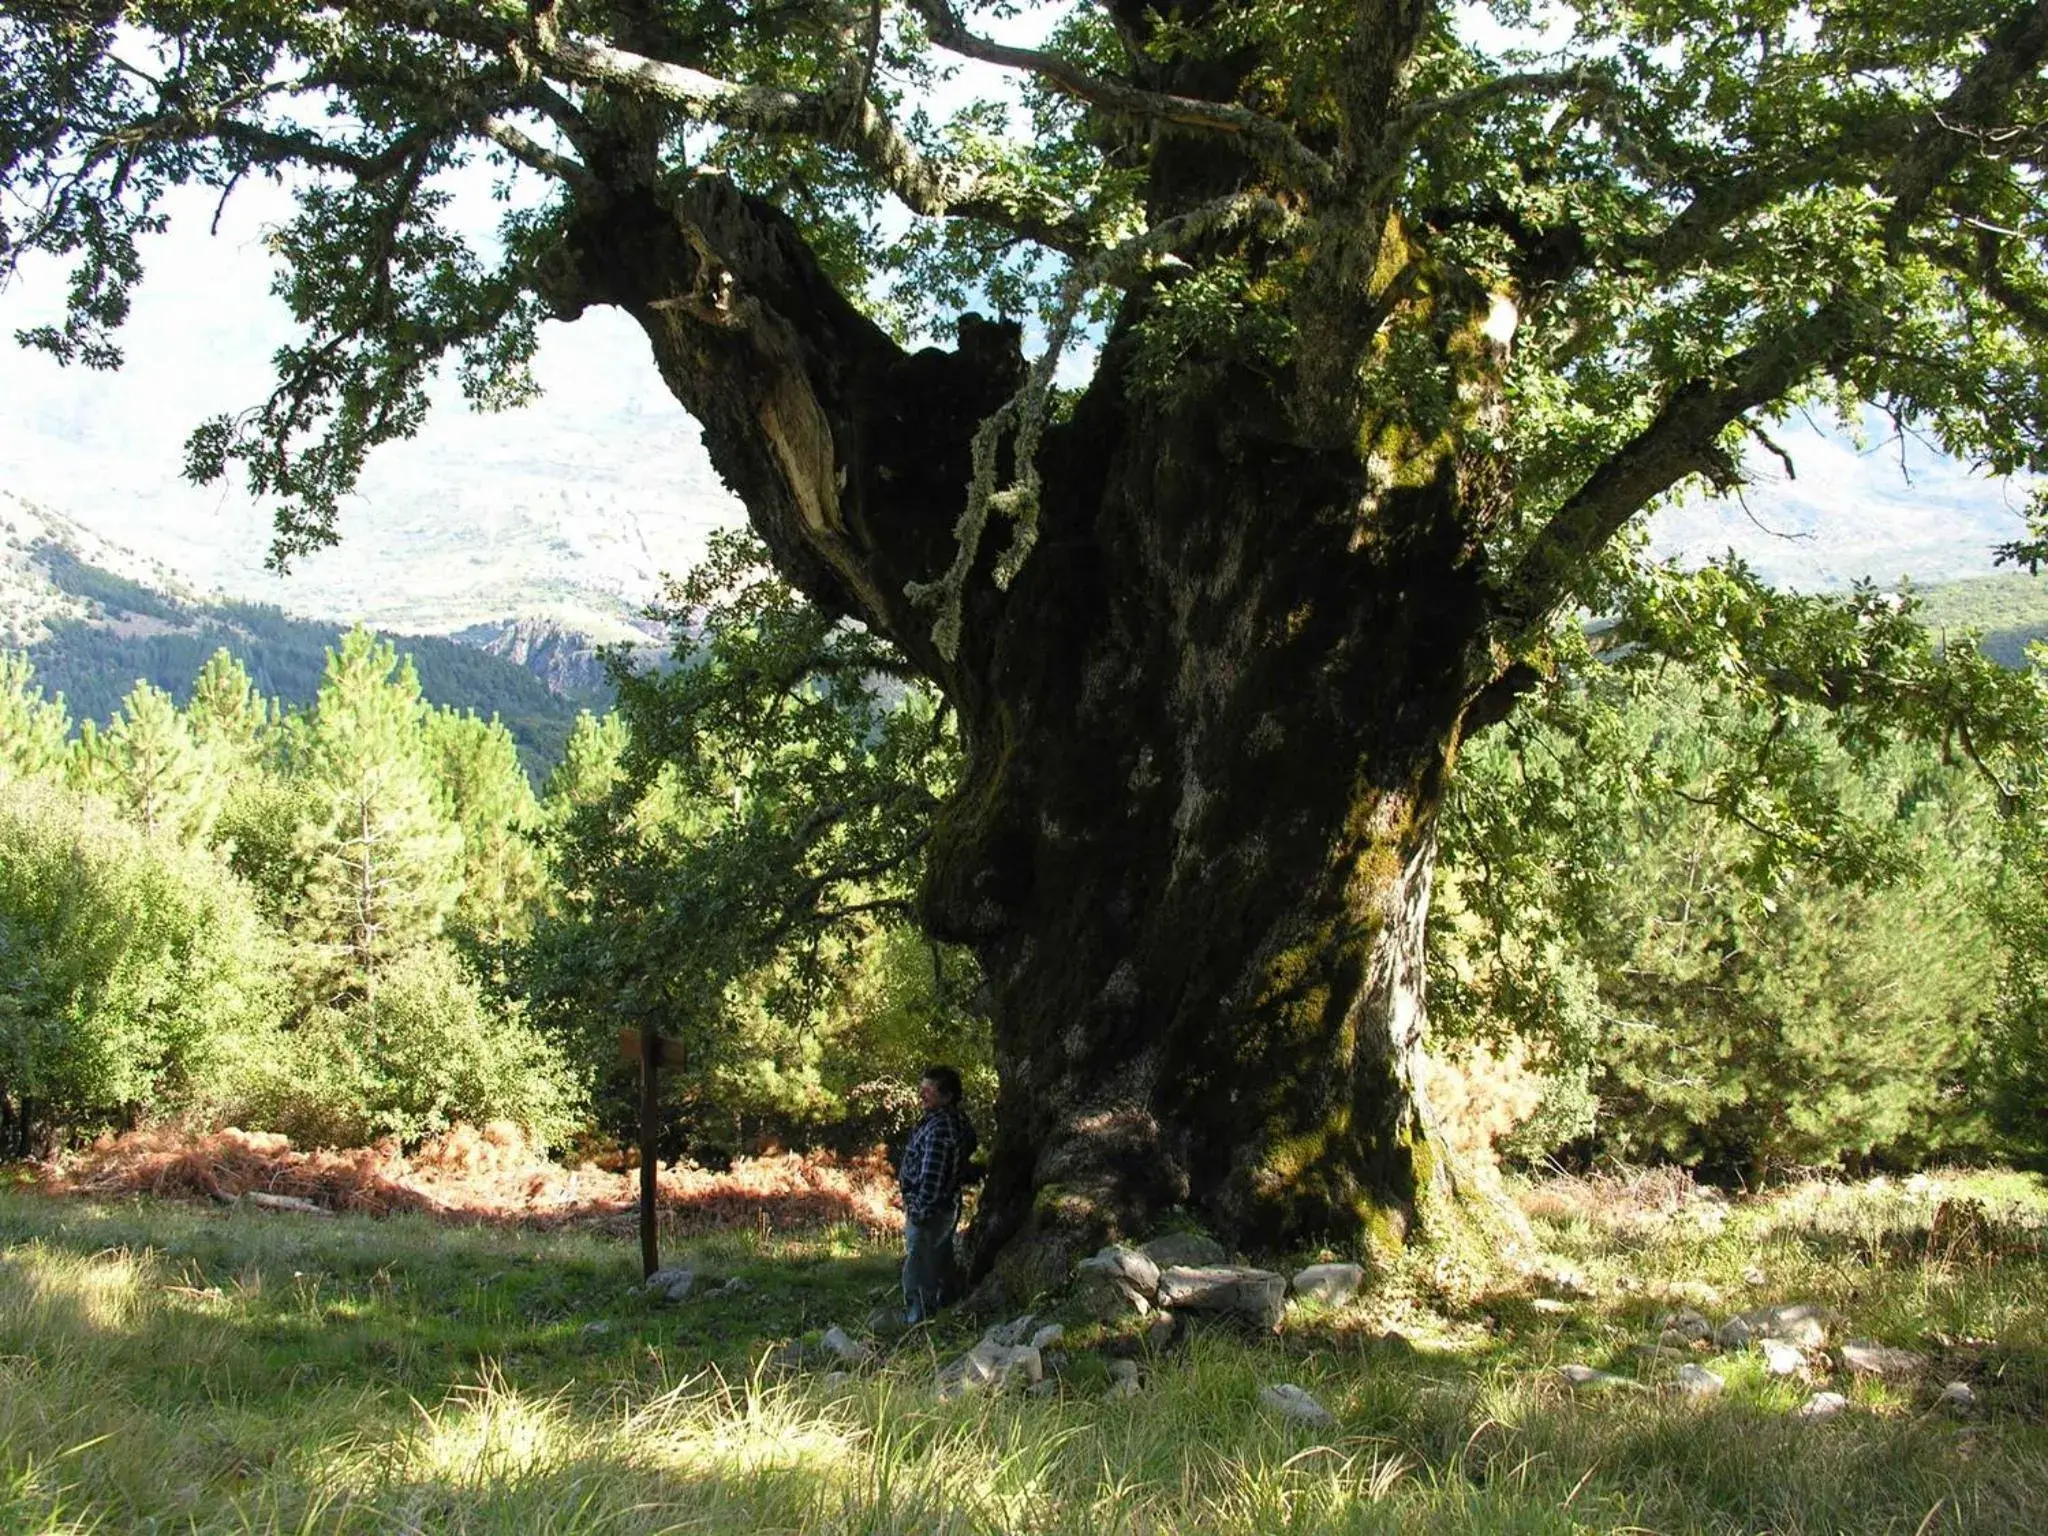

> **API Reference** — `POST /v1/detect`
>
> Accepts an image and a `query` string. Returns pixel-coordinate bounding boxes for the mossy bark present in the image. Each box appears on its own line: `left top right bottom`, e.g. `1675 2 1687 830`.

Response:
540 180 1513 1277
914 327 1501 1279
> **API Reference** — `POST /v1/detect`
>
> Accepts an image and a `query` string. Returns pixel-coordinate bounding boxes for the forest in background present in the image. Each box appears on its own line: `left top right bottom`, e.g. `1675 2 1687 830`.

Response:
4 533 2048 1185
9 537 609 778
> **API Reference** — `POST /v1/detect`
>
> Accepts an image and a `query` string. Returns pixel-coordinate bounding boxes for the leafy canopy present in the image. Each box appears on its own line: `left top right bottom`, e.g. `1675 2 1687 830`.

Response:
7 1 2048 634
523 531 962 1094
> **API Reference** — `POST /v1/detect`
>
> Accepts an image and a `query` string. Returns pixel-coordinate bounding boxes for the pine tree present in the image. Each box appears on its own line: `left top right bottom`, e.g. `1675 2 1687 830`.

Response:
186 648 267 767
293 629 460 1006
72 680 218 843
542 711 628 821
428 708 544 947
0 654 69 788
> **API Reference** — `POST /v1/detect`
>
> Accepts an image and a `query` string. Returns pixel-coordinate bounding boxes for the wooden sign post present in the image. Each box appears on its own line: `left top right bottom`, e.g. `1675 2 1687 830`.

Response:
618 1027 682 1279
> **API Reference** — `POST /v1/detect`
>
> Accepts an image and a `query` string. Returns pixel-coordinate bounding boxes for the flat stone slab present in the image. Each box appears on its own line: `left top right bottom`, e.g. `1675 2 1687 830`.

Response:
1796 1391 1848 1420
1291 1263 1366 1307
1139 1232 1228 1268
1675 1364 1724 1397
1258 1383 1335 1427
819 1326 875 1367
1839 1341 1926 1380
1719 1302 1828 1351
645 1266 695 1304
1155 1265 1287 1330
1074 1245 1160 1320
937 1340 1043 1399
1760 1339 1807 1377
981 1313 1039 1348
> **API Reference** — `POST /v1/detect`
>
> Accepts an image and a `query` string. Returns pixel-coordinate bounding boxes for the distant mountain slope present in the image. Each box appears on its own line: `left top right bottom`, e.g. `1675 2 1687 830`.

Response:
2 299 739 643
3 496 607 777
450 617 623 699
1911 571 2048 667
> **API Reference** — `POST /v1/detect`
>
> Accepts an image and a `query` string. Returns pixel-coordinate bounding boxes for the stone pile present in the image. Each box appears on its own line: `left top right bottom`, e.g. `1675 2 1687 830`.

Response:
1604 1294 1964 1418
935 1315 1070 1401
1072 1235 1368 1331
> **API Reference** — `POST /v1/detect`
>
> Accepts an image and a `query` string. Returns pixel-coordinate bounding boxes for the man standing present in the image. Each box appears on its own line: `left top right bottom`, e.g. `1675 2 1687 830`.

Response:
898 1065 976 1324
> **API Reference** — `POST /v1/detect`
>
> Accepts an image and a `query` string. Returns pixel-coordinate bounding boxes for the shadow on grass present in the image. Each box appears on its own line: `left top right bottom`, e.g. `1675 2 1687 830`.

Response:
4 1185 2048 1534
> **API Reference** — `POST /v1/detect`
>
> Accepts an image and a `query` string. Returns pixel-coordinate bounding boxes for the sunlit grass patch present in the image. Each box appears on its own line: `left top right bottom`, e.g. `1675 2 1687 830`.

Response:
0 1177 2043 1532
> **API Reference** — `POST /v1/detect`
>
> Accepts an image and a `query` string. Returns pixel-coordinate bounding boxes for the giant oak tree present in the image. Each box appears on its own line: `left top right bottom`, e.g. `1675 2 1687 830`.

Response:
9 0 2048 1277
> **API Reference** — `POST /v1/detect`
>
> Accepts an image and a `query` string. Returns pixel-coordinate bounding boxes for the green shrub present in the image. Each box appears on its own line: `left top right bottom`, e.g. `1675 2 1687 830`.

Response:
231 945 576 1148
0 784 285 1150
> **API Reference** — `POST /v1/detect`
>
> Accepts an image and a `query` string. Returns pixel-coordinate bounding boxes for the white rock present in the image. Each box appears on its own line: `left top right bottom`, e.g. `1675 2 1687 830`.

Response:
1156 1265 1288 1330
1939 1380 1976 1412
1290 1263 1366 1306
937 1340 1042 1399
820 1326 875 1367
1796 1391 1849 1420
1533 1298 1574 1316
1760 1339 1807 1377
645 1266 695 1304
1675 1364 1725 1397
981 1313 1038 1348
1106 1358 1141 1385
1839 1341 1925 1380
1721 1302 1828 1351
1074 1246 1160 1320
1258 1383 1335 1427
1029 1323 1066 1352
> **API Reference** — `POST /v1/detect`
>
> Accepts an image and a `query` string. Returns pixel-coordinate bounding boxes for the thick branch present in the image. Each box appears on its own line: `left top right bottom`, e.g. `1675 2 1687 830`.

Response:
1377 66 1603 182
536 33 1093 252
477 113 593 189
1498 0 2048 634
907 0 1334 192
1499 307 1852 637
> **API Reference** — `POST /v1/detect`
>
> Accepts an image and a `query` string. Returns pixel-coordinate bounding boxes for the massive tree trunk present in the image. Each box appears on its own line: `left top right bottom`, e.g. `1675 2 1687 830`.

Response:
543 173 1511 1277
922 326 1502 1284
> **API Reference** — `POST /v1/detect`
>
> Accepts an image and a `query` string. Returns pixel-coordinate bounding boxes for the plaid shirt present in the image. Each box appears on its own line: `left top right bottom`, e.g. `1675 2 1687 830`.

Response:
899 1105 975 1223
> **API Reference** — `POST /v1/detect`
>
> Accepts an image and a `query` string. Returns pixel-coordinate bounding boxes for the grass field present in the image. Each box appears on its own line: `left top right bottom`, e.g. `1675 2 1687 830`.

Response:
0 1166 2044 1534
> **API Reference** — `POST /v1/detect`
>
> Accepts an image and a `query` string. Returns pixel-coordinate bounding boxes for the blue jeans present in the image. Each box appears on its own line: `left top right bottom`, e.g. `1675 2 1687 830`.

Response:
901 1199 958 1323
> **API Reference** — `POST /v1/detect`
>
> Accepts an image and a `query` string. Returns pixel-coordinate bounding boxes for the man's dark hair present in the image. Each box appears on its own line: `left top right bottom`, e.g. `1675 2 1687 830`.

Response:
921 1065 963 1105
